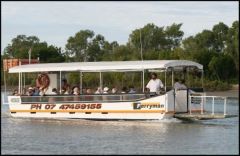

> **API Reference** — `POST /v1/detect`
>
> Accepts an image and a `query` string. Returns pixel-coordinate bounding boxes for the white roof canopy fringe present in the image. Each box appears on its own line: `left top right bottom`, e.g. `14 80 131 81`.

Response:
8 60 203 73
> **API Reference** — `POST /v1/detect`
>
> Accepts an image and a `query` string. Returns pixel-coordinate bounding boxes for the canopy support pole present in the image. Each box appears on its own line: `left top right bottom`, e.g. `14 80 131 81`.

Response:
80 72 83 94
187 67 189 87
100 72 103 89
201 70 204 89
19 61 22 94
20 72 22 94
18 72 20 94
142 69 145 92
23 73 25 90
3 70 7 103
60 71 62 94
165 69 167 92
171 67 174 88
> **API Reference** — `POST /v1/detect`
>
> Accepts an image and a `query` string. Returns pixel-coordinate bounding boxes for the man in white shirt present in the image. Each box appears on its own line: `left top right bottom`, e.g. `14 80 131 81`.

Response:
174 78 182 91
146 73 164 94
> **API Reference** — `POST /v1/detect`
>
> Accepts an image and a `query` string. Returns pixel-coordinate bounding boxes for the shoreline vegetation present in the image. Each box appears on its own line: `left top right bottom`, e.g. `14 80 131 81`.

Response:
1 21 239 91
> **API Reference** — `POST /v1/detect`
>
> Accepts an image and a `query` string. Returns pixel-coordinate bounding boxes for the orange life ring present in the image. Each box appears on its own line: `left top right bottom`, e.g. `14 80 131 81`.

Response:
37 73 50 89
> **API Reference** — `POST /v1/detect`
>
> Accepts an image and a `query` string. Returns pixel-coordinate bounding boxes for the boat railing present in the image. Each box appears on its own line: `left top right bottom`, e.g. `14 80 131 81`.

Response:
189 95 228 116
20 93 149 104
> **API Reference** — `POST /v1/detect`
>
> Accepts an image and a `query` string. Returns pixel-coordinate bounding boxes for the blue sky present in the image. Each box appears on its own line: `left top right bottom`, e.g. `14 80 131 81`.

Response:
1 1 239 52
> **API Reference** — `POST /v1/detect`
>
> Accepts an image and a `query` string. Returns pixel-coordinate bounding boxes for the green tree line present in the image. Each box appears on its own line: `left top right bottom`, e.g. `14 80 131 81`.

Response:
1 21 239 91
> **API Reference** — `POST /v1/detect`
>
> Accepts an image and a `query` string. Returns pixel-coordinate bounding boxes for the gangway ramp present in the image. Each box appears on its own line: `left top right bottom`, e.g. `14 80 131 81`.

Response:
174 113 237 120
173 95 238 120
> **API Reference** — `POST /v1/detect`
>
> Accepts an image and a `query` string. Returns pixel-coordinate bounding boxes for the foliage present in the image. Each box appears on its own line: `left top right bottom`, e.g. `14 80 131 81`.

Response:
1 21 239 91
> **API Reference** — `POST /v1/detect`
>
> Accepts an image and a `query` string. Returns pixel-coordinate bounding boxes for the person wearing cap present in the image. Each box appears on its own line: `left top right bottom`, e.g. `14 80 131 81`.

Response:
146 73 164 94
27 87 34 96
103 87 109 94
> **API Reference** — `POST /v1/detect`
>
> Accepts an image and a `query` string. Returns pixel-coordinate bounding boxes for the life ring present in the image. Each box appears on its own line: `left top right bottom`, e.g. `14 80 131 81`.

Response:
37 73 50 89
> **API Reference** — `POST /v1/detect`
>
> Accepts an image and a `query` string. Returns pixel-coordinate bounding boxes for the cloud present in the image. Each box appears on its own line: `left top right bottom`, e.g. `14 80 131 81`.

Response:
1 1 239 52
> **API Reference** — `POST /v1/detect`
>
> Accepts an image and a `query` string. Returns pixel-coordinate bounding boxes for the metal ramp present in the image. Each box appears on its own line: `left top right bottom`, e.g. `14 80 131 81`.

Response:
174 95 238 120
174 113 237 120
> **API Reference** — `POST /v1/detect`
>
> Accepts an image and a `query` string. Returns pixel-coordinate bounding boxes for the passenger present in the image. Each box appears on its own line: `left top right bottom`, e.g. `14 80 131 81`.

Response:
111 87 118 94
180 79 187 90
128 85 136 93
74 87 80 95
51 88 58 95
39 87 46 96
146 72 164 94
12 89 19 96
61 79 70 93
27 87 34 96
64 86 71 95
86 88 92 94
174 78 182 91
103 87 109 94
32 87 40 96
121 86 128 93
95 87 102 94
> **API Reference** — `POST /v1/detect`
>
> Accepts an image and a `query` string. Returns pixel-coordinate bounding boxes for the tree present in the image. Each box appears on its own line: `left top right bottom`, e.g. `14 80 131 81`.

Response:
3 35 64 63
128 23 184 52
208 55 236 81
225 21 239 75
164 23 184 50
212 22 229 53
65 30 94 62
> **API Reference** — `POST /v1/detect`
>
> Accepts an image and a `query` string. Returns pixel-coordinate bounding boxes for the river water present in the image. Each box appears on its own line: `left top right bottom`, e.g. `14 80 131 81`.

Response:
1 92 239 154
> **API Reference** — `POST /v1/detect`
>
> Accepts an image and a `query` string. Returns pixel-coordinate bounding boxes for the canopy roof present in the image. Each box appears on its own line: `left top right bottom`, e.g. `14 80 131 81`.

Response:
8 60 203 73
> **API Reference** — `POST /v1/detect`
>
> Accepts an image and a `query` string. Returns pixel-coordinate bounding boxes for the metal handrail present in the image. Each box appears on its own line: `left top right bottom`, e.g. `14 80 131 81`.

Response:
20 93 149 104
189 95 227 116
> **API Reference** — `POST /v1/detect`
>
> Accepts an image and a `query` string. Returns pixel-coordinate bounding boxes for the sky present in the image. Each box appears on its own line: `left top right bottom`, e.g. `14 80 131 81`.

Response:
1 1 239 53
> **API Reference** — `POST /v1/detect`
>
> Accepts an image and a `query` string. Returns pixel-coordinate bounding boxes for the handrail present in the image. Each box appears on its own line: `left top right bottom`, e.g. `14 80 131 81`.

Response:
189 95 227 116
19 93 149 104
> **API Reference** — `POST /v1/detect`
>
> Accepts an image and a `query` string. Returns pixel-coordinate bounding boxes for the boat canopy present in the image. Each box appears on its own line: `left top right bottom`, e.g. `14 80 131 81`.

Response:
8 60 203 73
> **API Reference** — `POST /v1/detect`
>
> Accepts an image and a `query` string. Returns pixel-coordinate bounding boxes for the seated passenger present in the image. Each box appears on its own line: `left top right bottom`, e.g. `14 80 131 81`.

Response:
63 86 71 95
111 87 118 94
32 87 40 96
121 86 128 93
12 89 19 96
27 87 34 96
103 87 109 94
95 87 102 94
128 86 136 93
51 88 58 95
72 87 79 95
86 88 92 94
61 79 70 93
39 87 46 96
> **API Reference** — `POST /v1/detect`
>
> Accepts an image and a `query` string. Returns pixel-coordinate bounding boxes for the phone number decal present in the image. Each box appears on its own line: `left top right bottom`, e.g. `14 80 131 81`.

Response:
30 104 102 110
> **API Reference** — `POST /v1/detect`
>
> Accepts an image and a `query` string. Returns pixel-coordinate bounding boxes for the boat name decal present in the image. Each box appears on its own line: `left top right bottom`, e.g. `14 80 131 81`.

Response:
133 102 164 109
30 104 102 110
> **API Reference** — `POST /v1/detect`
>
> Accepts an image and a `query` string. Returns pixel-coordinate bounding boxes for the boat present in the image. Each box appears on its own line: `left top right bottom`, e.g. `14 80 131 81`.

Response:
6 60 209 120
